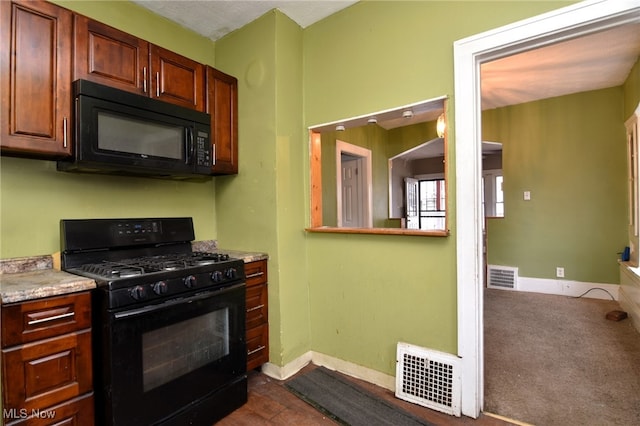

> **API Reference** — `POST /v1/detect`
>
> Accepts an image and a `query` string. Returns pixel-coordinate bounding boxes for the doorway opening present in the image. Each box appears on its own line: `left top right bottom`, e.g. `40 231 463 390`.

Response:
336 140 372 228
454 1 640 418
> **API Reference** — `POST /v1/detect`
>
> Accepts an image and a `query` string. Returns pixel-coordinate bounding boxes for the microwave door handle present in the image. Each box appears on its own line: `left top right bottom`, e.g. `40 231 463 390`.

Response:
185 127 195 165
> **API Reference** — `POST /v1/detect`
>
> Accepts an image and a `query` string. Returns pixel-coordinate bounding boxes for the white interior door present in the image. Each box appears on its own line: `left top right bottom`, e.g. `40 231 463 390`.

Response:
341 156 364 227
405 177 419 229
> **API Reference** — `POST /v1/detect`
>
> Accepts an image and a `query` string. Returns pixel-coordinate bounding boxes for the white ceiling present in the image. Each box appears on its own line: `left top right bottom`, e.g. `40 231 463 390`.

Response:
481 22 640 110
133 1 640 116
132 0 358 41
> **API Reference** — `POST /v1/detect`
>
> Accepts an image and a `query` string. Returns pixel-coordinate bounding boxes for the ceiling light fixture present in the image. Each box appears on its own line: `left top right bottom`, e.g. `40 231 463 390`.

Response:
367 117 378 124
436 113 446 138
402 110 413 119
336 124 345 131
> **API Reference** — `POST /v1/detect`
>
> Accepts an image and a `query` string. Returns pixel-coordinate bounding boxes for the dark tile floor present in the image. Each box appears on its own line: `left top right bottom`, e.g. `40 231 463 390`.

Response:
217 365 518 425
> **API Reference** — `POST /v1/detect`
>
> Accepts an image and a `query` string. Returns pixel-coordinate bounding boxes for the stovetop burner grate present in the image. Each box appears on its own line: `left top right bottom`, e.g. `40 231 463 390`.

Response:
76 252 232 279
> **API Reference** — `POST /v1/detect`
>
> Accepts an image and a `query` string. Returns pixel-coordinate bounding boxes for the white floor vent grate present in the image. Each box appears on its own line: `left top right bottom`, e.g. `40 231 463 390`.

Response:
487 265 518 290
395 342 461 417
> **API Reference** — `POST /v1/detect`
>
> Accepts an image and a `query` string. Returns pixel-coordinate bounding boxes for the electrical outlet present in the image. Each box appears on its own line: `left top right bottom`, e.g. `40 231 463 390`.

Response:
556 267 565 278
524 191 531 201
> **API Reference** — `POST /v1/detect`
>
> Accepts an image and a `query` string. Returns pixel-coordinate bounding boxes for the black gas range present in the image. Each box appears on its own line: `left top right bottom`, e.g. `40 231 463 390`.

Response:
61 217 247 426
61 217 245 309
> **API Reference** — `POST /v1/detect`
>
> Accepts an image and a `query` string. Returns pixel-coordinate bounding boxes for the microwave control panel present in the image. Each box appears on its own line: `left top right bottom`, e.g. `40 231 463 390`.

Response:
196 131 211 167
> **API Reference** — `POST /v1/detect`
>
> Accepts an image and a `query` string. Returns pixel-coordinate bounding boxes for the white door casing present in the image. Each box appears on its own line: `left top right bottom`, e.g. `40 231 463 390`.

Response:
336 140 373 228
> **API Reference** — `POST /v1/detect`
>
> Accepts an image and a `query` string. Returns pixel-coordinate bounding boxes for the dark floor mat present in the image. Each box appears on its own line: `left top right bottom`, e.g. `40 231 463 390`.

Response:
285 367 434 426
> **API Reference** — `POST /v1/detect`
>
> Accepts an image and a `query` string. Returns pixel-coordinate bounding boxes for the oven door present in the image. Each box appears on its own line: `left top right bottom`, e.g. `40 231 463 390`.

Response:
99 283 246 426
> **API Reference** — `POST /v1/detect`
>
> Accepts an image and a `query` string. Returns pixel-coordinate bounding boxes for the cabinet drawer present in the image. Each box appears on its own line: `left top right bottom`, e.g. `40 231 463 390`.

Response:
246 283 268 330
2 292 91 347
2 329 92 412
5 392 94 426
245 260 267 287
246 323 269 371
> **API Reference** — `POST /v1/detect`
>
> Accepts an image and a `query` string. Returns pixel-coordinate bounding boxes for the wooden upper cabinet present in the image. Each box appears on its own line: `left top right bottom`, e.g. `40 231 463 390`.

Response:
207 67 238 174
73 14 148 95
0 0 73 158
74 16 205 112
151 45 205 111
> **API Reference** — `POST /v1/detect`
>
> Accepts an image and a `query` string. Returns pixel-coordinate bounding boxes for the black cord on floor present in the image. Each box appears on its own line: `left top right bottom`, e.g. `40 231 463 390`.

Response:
571 287 616 300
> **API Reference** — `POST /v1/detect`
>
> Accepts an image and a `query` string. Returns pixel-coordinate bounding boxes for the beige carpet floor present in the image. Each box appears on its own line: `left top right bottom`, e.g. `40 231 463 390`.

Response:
484 289 640 425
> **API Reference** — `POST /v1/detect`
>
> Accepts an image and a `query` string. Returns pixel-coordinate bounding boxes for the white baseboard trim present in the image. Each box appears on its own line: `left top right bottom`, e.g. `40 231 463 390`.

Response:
516 276 619 300
260 351 313 380
312 352 396 391
260 351 395 391
619 286 640 334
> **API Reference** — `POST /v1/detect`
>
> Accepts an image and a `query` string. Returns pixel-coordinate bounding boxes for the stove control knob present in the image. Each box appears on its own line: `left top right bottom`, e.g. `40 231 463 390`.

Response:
184 275 197 288
153 281 168 295
211 270 223 282
130 285 147 301
225 267 237 279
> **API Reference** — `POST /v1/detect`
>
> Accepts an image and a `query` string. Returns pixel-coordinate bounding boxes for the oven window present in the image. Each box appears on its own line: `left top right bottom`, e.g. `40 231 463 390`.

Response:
98 111 183 159
142 308 230 391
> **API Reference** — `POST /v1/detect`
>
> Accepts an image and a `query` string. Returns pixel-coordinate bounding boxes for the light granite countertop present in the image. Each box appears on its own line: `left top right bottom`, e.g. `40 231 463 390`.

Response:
0 268 96 304
191 242 269 263
214 249 269 264
0 246 267 304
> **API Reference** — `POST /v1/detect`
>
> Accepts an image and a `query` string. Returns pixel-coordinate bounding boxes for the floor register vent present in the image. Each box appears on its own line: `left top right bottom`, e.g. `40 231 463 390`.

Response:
395 342 461 417
487 265 518 290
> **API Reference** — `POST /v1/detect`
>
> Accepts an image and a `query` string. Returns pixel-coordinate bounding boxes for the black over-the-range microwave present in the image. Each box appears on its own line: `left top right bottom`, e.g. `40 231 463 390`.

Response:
57 79 212 179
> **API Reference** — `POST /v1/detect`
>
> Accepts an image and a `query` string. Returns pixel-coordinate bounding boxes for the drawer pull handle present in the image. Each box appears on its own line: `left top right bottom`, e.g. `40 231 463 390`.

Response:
247 345 266 356
246 304 265 313
246 271 264 279
27 311 74 326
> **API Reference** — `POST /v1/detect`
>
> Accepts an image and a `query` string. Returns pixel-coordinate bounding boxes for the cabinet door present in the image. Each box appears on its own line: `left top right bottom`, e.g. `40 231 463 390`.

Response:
206 67 238 174
73 14 149 95
150 45 205 111
246 323 269 371
0 0 72 158
2 330 92 413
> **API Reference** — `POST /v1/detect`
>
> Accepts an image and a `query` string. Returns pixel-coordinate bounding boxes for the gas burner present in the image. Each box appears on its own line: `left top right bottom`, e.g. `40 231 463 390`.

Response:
80 262 145 278
73 252 236 280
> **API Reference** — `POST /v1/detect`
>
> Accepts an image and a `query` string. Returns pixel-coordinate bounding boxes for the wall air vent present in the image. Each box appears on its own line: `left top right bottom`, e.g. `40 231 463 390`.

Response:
395 342 461 416
487 265 518 290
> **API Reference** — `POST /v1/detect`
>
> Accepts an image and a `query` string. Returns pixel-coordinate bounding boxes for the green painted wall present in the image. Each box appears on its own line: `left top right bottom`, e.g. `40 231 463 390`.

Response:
1 1 218 259
302 1 572 374
484 88 628 284
214 11 311 366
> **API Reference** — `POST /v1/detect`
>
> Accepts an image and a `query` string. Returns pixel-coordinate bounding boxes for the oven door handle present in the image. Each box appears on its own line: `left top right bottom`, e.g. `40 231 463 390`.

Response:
114 282 244 320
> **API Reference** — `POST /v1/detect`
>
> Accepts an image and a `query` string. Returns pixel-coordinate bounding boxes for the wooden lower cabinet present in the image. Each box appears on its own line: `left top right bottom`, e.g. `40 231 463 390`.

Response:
245 260 269 370
1 292 93 426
